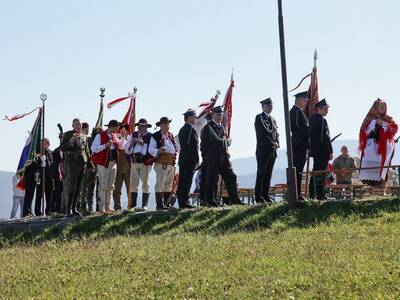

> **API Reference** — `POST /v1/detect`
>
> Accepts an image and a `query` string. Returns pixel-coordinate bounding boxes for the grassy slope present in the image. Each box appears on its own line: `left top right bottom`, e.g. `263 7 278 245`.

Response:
1 198 400 299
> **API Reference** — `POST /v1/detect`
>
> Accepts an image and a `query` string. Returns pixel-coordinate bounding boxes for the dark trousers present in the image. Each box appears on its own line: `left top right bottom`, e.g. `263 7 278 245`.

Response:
293 147 307 198
52 179 63 214
23 165 38 217
63 163 85 214
79 167 96 212
254 155 276 201
309 155 330 200
34 169 53 216
203 157 240 204
177 163 196 207
113 171 130 210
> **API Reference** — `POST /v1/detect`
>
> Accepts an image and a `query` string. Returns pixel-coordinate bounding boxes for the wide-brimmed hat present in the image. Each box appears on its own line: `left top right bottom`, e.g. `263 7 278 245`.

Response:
105 119 125 128
135 118 152 128
155 116 172 127
183 109 197 118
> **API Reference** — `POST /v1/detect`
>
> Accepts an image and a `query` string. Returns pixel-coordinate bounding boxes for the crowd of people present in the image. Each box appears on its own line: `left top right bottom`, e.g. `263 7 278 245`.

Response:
10 93 399 218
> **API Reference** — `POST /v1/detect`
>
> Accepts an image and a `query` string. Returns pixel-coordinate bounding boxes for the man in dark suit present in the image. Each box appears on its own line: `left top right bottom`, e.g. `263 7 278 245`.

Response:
289 91 310 201
177 109 199 208
308 99 333 200
200 106 243 207
254 98 279 203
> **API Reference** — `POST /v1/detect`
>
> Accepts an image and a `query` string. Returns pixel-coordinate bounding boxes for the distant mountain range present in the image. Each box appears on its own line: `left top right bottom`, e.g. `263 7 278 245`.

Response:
1 139 398 220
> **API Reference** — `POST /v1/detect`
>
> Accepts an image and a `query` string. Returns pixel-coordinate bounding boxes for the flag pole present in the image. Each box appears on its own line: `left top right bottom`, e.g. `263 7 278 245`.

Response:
277 0 298 209
40 93 47 216
304 50 318 198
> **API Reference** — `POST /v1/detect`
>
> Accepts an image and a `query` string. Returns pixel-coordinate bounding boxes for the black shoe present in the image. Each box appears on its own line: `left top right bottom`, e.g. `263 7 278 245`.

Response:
298 195 306 202
206 199 220 207
142 193 150 210
264 196 273 203
131 192 138 209
231 200 245 206
163 192 172 208
255 196 267 204
156 193 168 210
72 210 82 217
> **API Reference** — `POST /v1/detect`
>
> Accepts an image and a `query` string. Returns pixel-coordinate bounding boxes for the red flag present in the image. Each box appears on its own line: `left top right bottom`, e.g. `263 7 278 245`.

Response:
222 75 235 138
107 96 131 109
121 96 136 134
4 107 40 122
306 66 319 118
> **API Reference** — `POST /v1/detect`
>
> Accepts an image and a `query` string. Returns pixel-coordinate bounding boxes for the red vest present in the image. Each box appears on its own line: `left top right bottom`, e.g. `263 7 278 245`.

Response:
90 131 119 167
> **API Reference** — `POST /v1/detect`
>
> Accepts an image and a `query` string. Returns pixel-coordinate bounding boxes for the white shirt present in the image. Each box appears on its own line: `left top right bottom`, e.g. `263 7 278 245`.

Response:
124 133 149 156
148 133 176 157
91 132 125 153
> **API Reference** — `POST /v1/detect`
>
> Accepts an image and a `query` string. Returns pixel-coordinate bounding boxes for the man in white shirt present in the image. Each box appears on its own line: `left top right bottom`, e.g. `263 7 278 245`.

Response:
124 118 153 210
90 120 125 215
148 117 177 210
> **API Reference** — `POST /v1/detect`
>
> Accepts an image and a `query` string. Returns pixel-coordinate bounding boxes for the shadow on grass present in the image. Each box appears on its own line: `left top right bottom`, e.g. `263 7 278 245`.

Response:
2 197 400 245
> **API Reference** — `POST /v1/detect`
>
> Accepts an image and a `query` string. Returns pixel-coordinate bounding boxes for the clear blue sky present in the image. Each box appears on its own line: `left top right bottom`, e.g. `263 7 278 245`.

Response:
1 0 399 172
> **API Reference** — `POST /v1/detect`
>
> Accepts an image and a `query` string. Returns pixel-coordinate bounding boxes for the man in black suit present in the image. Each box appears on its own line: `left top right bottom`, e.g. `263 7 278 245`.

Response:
254 98 280 203
289 91 310 201
308 99 333 200
177 109 199 208
200 106 243 207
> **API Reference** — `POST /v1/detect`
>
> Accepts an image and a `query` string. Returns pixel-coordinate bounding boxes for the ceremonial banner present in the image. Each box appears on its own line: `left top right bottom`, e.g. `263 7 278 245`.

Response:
222 75 234 138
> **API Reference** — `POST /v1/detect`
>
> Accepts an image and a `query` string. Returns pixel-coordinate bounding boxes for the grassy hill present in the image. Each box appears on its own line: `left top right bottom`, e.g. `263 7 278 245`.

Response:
1 198 400 299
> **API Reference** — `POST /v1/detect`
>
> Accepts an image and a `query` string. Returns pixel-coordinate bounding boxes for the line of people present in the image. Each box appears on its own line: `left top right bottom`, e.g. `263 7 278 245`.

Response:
12 93 398 218
18 105 245 217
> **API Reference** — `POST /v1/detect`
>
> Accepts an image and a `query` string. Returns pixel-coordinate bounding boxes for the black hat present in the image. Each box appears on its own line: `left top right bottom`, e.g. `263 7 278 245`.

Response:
135 118 152 128
260 98 273 105
155 116 172 127
81 122 89 129
212 106 224 114
105 119 120 127
294 91 309 100
316 99 329 108
183 109 197 118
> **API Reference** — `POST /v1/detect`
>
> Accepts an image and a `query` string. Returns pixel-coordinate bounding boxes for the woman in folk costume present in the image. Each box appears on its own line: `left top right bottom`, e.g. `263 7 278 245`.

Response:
359 99 398 186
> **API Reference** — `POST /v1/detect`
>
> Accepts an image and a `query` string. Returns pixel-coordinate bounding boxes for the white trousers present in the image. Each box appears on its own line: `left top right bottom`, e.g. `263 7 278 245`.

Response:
130 163 152 193
97 161 117 212
154 163 175 193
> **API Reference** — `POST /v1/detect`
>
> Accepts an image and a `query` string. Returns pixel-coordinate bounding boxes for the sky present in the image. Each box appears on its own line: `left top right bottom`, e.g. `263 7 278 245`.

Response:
1 0 400 172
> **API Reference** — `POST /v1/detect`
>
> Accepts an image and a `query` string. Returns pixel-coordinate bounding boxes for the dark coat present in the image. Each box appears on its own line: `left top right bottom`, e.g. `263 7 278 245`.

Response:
254 112 279 158
308 113 333 158
60 130 90 166
290 105 309 150
178 123 199 167
200 121 229 163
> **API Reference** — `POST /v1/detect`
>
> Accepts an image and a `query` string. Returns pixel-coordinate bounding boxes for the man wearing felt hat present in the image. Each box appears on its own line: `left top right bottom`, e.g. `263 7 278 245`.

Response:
148 116 178 210
124 118 153 211
308 99 333 200
289 91 310 201
254 98 280 203
176 109 199 209
200 106 243 206
90 119 126 214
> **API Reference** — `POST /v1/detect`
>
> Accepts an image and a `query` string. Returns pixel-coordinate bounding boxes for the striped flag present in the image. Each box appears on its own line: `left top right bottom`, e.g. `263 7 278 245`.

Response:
16 108 43 190
107 96 131 109
193 91 220 136
222 74 234 138
121 96 136 134
4 107 40 122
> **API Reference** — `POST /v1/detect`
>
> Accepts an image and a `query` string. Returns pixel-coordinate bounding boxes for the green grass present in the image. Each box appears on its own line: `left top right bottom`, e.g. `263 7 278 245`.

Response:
1 198 400 299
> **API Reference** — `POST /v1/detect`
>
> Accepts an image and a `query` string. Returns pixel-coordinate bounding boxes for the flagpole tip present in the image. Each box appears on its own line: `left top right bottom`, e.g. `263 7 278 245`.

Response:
40 94 47 102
